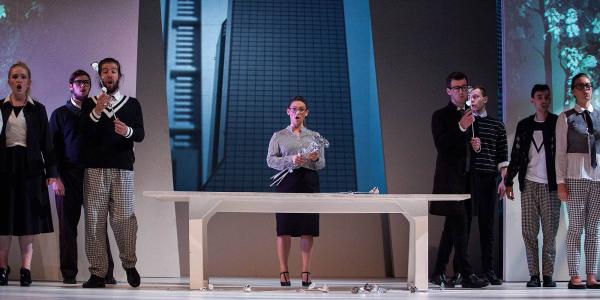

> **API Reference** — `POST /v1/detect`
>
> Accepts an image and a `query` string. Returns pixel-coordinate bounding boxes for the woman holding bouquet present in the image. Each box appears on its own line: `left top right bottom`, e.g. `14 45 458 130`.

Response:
266 96 325 287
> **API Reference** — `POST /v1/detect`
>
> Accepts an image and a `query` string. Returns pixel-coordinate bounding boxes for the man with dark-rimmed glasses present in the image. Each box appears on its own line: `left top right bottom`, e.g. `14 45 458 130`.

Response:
429 71 488 288
49 70 116 285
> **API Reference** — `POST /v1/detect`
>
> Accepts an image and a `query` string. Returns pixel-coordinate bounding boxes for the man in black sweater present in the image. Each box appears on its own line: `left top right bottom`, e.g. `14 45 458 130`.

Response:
80 58 144 288
505 84 559 288
50 70 116 285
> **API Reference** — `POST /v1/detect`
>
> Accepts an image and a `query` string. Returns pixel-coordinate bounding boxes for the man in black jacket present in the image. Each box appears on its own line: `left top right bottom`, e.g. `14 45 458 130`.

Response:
429 72 487 288
50 70 117 285
505 84 560 288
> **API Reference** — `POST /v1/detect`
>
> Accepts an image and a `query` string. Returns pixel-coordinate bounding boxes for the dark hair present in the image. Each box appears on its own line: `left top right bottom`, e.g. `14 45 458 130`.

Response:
288 96 308 109
69 69 90 83
571 73 590 90
446 71 468 87
530 84 550 98
471 84 487 97
98 57 123 77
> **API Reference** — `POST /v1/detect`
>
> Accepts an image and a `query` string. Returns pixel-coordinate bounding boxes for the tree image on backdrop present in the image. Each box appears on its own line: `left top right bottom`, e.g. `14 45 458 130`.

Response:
0 1 46 83
510 0 599 109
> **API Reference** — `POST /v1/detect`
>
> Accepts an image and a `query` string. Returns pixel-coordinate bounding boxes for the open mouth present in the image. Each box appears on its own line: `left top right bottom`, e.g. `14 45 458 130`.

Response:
16 84 22 90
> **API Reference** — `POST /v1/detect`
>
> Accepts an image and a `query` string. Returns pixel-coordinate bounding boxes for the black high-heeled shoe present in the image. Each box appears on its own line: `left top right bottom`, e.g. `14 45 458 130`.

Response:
20 267 32 287
301 272 312 287
0 267 8 286
280 271 291 286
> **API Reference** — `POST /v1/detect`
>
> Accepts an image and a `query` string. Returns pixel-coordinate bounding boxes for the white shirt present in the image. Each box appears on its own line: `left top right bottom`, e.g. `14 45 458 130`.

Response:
3 95 34 148
555 102 600 183
525 126 548 183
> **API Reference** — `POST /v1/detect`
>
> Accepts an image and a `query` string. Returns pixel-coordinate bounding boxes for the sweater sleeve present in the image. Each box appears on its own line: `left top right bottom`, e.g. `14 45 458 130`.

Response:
49 108 65 172
505 121 523 187
496 121 509 170
127 99 145 143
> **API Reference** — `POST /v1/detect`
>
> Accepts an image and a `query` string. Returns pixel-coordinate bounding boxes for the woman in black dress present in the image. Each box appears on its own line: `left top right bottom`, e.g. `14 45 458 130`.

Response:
0 62 57 287
267 96 325 287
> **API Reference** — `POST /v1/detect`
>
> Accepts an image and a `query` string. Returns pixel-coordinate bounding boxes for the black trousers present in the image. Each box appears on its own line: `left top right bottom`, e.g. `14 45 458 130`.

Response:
468 172 498 272
433 199 474 276
55 166 114 279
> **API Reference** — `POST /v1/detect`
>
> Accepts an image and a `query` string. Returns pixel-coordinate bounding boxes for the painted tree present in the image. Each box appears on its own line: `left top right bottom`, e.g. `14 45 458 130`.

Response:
0 1 44 76
514 0 599 108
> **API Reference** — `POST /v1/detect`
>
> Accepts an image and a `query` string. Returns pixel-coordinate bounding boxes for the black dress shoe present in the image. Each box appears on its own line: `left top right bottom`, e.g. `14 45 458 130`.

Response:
429 273 448 287
301 272 312 287
82 275 106 288
0 268 7 286
461 274 489 288
484 270 503 285
62 277 77 284
526 275 540 287
125 267 141 287
104 275 117 285
542 275 556 287
279 271 291 286
586 281 600 289
567 280 586 289
20 268 32 287
447 273 461 287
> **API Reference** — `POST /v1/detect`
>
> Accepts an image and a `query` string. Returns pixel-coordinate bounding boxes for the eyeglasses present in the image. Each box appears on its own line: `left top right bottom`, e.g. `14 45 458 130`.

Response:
289 107 307 113
72 80 91 87
574 83 593 91
449 85 471 92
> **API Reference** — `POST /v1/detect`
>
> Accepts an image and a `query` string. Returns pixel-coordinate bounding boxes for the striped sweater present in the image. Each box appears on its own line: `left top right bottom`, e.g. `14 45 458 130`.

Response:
469 115 509 173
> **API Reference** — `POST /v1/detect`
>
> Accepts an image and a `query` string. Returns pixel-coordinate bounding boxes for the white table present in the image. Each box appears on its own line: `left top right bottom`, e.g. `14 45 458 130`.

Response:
143 191 467 291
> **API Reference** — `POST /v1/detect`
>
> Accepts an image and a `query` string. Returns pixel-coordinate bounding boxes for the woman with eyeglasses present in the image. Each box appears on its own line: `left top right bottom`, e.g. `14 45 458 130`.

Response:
267 96 325 287
556 73 600 289
0 61 57 287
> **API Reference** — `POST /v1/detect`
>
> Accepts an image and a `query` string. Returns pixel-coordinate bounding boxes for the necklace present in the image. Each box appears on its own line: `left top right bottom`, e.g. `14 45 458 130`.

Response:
9 94 26 107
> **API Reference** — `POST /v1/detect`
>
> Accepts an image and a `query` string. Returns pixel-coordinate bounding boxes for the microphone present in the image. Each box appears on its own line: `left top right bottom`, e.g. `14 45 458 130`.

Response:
90 62 108 94
91 61 116 120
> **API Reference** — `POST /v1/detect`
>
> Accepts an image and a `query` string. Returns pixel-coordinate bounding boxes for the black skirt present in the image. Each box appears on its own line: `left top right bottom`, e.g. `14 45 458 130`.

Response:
0 146 53 235
275 167 320 237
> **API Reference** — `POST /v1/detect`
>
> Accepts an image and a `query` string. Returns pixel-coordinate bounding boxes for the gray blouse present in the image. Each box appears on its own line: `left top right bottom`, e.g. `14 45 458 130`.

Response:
266 126 326 171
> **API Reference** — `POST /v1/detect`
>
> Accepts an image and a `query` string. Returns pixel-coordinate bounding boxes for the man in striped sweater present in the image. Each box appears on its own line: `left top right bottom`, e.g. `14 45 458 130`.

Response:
466 85 508 285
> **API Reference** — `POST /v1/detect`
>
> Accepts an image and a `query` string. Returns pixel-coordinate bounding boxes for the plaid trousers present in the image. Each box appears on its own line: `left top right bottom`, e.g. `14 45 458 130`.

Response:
83 168 138 277
520 180 561 276
565 178 600 276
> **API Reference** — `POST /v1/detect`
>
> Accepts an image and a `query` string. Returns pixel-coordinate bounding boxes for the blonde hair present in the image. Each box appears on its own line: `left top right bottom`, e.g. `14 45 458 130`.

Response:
8 61 32 95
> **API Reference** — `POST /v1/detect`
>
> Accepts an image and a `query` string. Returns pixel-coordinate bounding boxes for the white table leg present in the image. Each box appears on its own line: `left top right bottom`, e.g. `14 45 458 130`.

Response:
189 218 209 289
407 214 429 291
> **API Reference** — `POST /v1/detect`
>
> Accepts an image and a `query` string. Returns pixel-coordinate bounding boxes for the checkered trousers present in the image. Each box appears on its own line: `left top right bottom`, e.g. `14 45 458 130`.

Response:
565 178 600 276
520 180 561 276
83 168 138 277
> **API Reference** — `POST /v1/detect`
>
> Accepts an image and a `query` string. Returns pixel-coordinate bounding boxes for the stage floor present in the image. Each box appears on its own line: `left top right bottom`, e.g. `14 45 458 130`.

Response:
0 277 598 299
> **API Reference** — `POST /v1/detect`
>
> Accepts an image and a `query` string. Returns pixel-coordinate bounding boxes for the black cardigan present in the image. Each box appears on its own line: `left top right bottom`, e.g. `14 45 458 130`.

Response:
505 114 558 192
0 98 57 178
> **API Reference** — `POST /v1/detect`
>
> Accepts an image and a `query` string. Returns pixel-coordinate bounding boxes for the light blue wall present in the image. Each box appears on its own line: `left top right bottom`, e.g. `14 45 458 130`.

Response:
344 0 387 193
